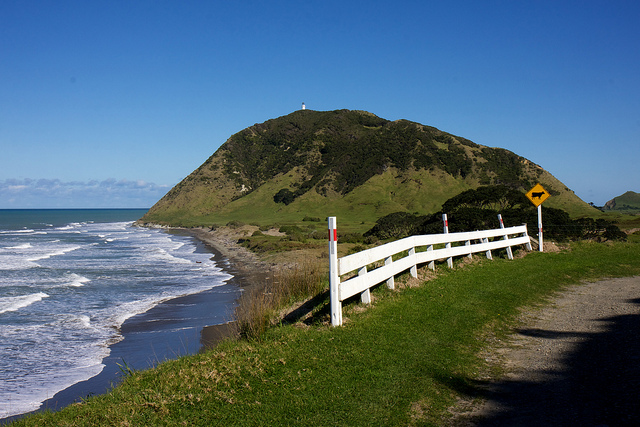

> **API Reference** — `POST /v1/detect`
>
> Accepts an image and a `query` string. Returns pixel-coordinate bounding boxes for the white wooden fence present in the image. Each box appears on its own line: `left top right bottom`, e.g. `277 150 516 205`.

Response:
328 216 532 326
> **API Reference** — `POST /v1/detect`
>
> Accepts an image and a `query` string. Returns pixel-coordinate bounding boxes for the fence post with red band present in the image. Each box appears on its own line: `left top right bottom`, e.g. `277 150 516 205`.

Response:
328 217 342 326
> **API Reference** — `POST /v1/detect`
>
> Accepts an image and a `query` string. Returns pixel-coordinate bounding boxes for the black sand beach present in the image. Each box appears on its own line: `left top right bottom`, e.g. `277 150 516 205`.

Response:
3 229 256 423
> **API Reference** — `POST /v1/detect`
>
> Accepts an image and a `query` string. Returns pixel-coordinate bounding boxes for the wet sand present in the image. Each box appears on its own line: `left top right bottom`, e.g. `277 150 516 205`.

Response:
187 227 272 347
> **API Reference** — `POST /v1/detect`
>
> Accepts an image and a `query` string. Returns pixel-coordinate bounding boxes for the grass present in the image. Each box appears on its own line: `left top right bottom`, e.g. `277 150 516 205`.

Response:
10 241 640 426
234 259 328 339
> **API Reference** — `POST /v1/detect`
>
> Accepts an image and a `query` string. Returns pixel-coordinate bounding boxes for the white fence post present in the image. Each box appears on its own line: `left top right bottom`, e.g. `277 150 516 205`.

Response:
443 214 453 268
359 266 371 304
484 236 493 260
409 247 418 277
427 245 435 270
385 256 395 289
328 217 342 326
524 225 533 251
498 214 514 260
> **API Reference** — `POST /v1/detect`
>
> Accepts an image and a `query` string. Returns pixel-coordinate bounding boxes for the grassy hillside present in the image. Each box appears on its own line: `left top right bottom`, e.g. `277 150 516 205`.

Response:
139 109 598 228
604 191 640 213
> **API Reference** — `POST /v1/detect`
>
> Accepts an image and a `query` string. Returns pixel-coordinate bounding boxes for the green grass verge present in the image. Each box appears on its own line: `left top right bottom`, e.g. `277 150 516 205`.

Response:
12 241 640 426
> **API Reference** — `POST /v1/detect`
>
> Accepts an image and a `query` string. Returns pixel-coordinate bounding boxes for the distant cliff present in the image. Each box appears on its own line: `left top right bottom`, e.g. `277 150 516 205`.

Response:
139 109 597 227
604 191 640 213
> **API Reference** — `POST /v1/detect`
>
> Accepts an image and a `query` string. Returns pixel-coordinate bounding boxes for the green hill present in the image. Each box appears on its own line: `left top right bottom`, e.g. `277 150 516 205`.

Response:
604 191 640 213
139 109 598 229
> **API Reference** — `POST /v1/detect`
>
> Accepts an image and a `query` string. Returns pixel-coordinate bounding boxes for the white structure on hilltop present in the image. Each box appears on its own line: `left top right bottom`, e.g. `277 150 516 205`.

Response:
302 102 306 110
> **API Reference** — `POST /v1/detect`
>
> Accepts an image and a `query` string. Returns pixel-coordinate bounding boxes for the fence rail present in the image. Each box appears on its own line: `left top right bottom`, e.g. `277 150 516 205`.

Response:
328 217 532 326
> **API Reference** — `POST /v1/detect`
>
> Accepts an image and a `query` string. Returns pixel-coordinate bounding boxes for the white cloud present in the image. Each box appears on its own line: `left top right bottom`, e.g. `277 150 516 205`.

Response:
0 178 172 208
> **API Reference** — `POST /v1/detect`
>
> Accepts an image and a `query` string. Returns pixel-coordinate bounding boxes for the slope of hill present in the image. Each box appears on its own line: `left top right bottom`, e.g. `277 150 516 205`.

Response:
139 109 597 228
604 191 640 213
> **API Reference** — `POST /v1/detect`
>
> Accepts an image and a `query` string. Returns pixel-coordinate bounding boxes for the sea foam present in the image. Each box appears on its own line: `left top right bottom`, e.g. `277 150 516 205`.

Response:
0 229 35 234
0 211 234 420
62 273 91 288
0 292 49 315
26 244 83 262
5 243 32 250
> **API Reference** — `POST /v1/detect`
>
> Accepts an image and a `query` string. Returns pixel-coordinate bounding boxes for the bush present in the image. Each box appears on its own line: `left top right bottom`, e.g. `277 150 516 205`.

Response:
365 185 627 242
279 224 304 235
226 220 245 229
273 188 295 205
286 233 306 242
348 244 368 255
364 211 427 240
603 224 627 241
339 232 365 244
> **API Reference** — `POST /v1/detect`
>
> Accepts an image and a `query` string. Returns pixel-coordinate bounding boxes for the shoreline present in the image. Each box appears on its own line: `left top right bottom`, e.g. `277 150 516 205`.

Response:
181 227 273 349
2 226 266 424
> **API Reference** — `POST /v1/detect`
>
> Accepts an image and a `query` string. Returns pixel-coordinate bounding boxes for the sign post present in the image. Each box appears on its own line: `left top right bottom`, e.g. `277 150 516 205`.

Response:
525 183 550 252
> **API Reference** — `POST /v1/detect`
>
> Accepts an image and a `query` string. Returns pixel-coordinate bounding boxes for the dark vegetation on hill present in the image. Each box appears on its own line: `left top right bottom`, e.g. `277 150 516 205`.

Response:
364 185 627 242
222 110 533 202
141 109 600 227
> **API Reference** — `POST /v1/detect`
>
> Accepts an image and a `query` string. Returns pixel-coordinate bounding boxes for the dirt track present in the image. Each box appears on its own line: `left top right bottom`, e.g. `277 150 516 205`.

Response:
452 276 640 426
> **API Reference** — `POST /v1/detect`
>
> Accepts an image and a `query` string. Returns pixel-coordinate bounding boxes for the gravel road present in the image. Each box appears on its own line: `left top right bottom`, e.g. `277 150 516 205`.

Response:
452 276 640 426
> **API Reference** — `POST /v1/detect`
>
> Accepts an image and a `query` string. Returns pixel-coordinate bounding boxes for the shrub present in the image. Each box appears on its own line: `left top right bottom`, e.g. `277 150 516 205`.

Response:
226 220 245 229
348 244 368 255
339 232 365 244
364 211 427 240
603 224 627 241
279 224 304 235
365 185 627 242
273 188 295 205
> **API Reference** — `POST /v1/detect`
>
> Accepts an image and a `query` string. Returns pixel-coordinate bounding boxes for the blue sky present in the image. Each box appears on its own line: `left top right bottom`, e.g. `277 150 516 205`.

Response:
1 1 638 208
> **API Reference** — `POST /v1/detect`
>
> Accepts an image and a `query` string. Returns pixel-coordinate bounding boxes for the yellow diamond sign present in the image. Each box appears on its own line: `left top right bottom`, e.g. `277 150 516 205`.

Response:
526 183 550 207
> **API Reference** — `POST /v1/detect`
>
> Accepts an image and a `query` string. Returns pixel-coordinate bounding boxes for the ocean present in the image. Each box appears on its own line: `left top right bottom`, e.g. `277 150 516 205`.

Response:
0 209 238 419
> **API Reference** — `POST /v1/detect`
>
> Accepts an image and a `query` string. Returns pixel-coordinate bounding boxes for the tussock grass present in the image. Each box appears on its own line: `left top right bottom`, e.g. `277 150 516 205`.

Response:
235 259 328 340
10 241 640 426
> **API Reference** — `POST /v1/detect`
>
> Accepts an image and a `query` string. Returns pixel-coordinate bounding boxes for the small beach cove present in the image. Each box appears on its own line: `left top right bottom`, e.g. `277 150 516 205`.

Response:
0 217 254 423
